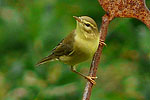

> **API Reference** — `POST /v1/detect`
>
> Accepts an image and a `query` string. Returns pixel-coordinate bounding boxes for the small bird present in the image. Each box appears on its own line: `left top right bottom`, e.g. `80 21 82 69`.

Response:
36 16 105 84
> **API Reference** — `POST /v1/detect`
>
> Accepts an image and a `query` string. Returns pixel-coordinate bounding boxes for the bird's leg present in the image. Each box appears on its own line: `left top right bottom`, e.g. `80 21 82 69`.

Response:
100 39 106 46
71 66 97 85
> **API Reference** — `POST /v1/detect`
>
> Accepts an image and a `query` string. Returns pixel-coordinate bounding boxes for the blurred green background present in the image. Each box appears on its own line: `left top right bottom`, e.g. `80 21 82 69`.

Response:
0 0 150 100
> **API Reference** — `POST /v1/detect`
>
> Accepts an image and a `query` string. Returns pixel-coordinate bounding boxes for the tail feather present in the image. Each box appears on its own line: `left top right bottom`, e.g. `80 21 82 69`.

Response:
36 54 56 66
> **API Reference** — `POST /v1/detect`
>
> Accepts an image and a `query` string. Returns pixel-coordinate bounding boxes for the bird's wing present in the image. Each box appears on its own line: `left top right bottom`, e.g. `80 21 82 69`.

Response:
36 30 75 66
52 30 75 56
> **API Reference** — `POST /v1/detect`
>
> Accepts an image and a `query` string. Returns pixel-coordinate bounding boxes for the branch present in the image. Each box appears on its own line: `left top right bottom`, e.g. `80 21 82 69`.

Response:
82 14 114 100
138 8 150 29
99 0 150 29
82 0 150 100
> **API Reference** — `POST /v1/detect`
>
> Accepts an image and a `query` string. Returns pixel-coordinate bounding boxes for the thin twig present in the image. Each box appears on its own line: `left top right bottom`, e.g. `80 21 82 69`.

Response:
82 0 150 99
82 14 114 100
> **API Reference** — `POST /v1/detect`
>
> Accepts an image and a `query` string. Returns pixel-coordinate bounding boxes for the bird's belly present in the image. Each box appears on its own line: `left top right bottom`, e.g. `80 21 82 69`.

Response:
59 38 99 66
59 49 90 66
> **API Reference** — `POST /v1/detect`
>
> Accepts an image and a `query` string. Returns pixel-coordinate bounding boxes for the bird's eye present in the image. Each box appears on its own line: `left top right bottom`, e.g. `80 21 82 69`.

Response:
85 23 90 27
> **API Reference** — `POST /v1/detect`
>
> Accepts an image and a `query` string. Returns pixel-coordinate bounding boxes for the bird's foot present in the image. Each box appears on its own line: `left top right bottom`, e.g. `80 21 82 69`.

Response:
85 76 97 85
100 40 106 46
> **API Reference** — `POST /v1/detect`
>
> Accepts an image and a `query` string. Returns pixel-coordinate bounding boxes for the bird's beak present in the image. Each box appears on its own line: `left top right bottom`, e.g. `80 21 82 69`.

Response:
73 16 81 22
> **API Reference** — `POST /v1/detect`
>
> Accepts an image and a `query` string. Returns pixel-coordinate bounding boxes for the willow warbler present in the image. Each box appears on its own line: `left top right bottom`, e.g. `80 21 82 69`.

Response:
36 16 104 84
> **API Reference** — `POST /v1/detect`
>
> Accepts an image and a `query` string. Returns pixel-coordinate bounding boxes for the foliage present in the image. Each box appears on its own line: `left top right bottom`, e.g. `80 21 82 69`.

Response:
0 0 150 100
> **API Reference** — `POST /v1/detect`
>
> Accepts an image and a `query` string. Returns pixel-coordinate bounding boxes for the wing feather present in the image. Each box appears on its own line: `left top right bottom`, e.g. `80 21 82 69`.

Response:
36 30 75 66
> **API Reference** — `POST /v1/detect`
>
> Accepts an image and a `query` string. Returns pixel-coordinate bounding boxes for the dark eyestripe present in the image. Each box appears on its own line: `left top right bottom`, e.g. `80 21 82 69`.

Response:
85 23 90 27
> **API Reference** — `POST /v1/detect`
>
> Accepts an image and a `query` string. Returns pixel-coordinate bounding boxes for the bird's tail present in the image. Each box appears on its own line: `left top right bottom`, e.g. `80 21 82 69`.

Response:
36 54 57 66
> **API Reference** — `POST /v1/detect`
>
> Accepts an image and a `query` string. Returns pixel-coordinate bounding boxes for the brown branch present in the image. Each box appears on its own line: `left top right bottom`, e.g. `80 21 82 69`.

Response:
99 0 150 29
82 0 150 100
82 14 114 100
137 8 150 29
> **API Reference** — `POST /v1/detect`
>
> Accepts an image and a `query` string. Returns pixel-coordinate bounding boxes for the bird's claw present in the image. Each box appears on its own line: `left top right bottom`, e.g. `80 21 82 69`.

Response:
85 76 97 85
100 40 106 46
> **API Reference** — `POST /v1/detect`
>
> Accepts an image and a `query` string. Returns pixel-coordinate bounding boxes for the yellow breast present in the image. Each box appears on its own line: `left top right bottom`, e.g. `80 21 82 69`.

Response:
74 35 99 57
59 34 99 66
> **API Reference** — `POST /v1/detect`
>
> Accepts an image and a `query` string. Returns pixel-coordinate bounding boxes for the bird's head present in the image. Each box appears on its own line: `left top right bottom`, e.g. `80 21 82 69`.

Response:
73 16 99 39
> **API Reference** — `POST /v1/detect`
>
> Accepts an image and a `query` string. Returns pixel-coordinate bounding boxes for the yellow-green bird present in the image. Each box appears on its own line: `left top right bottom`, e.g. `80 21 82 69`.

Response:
36 16 104 84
